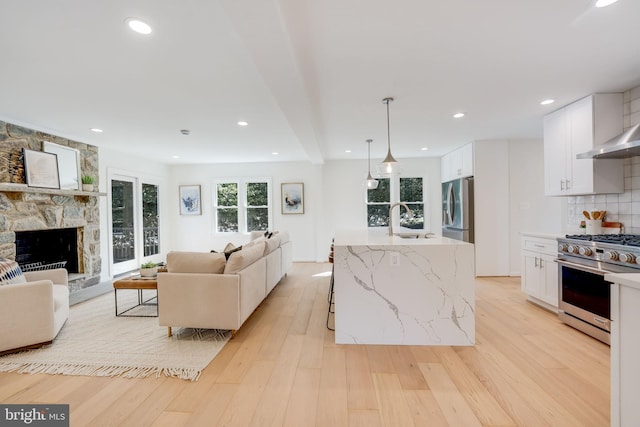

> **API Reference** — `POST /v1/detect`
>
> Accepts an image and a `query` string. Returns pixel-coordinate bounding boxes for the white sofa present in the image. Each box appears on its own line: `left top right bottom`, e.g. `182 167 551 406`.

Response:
158 231 292 337
0 268 69 355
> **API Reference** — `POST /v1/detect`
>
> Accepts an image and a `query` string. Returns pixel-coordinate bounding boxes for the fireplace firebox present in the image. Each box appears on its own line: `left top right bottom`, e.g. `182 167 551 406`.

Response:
15 228 79 273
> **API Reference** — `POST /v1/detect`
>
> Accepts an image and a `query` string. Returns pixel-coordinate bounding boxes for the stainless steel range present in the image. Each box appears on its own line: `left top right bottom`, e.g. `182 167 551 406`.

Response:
556 234 640 344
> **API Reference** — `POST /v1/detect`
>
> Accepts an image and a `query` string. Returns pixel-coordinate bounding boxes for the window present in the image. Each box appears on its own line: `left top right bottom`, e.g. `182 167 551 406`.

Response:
216 182 239 232
366 176 425 230
215 179 271 233
400 177 424 229
367 178 390 227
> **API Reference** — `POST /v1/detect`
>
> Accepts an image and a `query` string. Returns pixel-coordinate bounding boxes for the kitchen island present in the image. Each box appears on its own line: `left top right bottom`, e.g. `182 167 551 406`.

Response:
333 229 475 345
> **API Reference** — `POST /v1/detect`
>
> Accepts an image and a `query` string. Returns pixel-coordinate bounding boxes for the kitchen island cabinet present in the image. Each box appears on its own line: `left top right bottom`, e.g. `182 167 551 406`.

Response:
333 229 475 345
604 273 640 427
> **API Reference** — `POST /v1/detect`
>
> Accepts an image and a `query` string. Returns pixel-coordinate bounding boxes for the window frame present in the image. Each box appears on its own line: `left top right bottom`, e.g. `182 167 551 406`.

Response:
213 178 272 234
366 175 427 231
399 176 425 230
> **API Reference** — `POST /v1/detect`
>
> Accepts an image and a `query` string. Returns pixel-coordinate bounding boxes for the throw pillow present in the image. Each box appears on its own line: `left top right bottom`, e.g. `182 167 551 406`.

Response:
224 245 243 260
0 258 27 285
264 234 281 254
167 252 226 274
224 242 236 252
224 241 265 274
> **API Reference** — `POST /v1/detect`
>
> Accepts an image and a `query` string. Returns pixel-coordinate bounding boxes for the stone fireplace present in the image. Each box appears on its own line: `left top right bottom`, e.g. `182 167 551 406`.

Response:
0 120 102 293
0 191 101 292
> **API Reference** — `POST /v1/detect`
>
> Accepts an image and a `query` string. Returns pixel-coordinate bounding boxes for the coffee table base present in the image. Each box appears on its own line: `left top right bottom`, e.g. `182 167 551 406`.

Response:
113 277 158 317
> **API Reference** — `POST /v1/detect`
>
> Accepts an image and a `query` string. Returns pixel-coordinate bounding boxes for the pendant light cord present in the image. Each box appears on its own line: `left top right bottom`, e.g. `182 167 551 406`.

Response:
386 99 391 152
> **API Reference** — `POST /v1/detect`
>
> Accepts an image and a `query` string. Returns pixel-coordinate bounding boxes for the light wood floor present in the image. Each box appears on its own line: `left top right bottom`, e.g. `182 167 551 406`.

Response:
0 263 609 426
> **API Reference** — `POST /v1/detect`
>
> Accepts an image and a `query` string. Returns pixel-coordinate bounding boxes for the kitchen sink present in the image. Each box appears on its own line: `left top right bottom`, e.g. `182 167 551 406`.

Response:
394 232 434 239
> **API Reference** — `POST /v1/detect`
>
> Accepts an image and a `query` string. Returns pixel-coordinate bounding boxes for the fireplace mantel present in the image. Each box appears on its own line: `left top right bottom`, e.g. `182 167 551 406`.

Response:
0 183 106 197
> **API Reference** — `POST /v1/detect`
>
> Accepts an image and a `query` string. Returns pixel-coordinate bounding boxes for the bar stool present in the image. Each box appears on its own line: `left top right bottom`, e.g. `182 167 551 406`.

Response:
326 241 335 331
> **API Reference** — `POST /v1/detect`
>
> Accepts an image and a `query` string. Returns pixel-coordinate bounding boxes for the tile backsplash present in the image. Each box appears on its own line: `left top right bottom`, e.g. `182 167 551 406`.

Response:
567 157 640 234
566 84 640 234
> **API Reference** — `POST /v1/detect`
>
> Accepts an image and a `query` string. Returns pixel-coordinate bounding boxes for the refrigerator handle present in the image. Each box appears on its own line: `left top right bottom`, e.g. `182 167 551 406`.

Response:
447 183 454 225
445 183 454 225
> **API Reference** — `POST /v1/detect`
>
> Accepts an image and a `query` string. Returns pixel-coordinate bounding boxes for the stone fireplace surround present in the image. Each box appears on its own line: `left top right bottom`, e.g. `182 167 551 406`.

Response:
0 120 102 292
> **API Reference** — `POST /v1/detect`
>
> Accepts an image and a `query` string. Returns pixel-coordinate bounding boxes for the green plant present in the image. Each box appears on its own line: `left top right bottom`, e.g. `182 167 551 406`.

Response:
81 175 95 184
141 261 157 269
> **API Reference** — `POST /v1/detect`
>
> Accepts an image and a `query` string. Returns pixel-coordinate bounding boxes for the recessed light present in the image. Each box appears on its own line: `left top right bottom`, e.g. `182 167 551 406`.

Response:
90 128 103 133
345 150 351 153
172 155 180 159
126 18 152 35
453 113 465 119
421 147 429 151
541 99 555 105
272 152 279 155
595 0 618 7
237 121 248 126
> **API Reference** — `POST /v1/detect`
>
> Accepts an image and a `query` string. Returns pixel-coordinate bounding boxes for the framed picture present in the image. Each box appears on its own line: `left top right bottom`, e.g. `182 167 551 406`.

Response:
23 149 60 189
281 182 304 214
179 185 201 215
43 141 81 190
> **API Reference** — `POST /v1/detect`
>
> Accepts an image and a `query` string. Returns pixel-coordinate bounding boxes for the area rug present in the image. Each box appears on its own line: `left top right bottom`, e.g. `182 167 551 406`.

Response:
0 290 230 381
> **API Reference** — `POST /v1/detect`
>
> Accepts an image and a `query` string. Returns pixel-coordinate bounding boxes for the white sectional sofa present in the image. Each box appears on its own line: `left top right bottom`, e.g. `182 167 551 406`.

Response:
157 231 292 337
0 268 69 355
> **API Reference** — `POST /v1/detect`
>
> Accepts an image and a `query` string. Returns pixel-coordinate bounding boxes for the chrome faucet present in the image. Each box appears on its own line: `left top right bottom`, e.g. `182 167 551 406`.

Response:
388 202 414 236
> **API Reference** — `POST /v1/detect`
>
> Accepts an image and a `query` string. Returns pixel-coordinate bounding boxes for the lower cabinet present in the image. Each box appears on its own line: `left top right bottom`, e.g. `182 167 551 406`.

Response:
521 235 559 310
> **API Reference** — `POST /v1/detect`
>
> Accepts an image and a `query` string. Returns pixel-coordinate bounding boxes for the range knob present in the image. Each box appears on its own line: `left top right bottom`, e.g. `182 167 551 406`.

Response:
558 243 568 252
567 245 579 254
620 253 636 264
578 247 592 256
606 251 619 261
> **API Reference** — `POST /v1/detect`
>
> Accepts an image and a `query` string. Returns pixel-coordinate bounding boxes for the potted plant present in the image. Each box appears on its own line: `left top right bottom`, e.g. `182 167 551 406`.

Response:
140 261 158 277
81 175 95 192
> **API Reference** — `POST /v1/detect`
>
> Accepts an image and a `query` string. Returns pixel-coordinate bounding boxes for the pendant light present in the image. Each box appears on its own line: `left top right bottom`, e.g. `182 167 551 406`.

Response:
381 97 399 174
366 139 379 189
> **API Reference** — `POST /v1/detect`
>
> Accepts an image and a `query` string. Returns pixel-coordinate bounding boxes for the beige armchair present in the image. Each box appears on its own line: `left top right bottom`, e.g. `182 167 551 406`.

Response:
0 268 69 355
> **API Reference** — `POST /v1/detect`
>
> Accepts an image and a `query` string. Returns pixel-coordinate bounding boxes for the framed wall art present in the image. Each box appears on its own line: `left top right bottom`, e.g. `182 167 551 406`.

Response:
179 185 201 215
43 141 81 190
23 148 60 189
281 182 304 214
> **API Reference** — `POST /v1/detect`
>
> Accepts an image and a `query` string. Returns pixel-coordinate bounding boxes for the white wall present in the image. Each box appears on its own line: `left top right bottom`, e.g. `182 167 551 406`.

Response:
98 146 170 280
474 140 511 276
168 161 323 261
166 157 441 263
321 158 442 257
97 140 561 279
508 140 564 275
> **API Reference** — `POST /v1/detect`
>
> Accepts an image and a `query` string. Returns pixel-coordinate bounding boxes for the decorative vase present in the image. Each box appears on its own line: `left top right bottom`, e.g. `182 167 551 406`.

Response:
82 183 93 192
140 267 158 277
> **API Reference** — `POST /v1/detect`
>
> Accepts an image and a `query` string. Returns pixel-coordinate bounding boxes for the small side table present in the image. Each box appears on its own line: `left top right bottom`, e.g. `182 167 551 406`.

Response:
113 276 158 317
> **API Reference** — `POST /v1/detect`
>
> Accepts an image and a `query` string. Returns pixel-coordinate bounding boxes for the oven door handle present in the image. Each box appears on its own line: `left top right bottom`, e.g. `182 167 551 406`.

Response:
554 259 607 276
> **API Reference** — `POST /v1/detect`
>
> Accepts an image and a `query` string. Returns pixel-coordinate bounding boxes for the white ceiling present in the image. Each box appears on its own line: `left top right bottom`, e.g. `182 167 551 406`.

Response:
1 0 639 165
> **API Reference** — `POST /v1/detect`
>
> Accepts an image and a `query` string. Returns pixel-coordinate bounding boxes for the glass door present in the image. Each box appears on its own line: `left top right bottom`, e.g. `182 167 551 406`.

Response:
111 176 138 275
142 183 159 257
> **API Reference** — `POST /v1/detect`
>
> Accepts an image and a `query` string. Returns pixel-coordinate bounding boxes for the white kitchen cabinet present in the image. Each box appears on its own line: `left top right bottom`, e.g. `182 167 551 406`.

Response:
441 142 473 182
543 93 623 196
521 235 558 310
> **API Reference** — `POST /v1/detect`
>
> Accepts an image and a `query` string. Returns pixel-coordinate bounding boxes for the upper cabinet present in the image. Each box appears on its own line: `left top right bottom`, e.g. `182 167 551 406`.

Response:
543 93 624 196
441 142 473 183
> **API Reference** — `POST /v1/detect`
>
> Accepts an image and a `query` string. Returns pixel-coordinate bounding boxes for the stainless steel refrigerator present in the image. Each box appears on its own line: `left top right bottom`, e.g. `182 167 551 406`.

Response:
442 177 474 243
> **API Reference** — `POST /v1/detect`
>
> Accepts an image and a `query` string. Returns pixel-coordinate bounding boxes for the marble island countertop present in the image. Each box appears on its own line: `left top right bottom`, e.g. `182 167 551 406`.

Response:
334 228 473 247
333 228 475 346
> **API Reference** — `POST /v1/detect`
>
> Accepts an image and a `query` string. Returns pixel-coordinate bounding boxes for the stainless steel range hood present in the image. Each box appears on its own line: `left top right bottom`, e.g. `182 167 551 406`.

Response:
577 124 640 159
